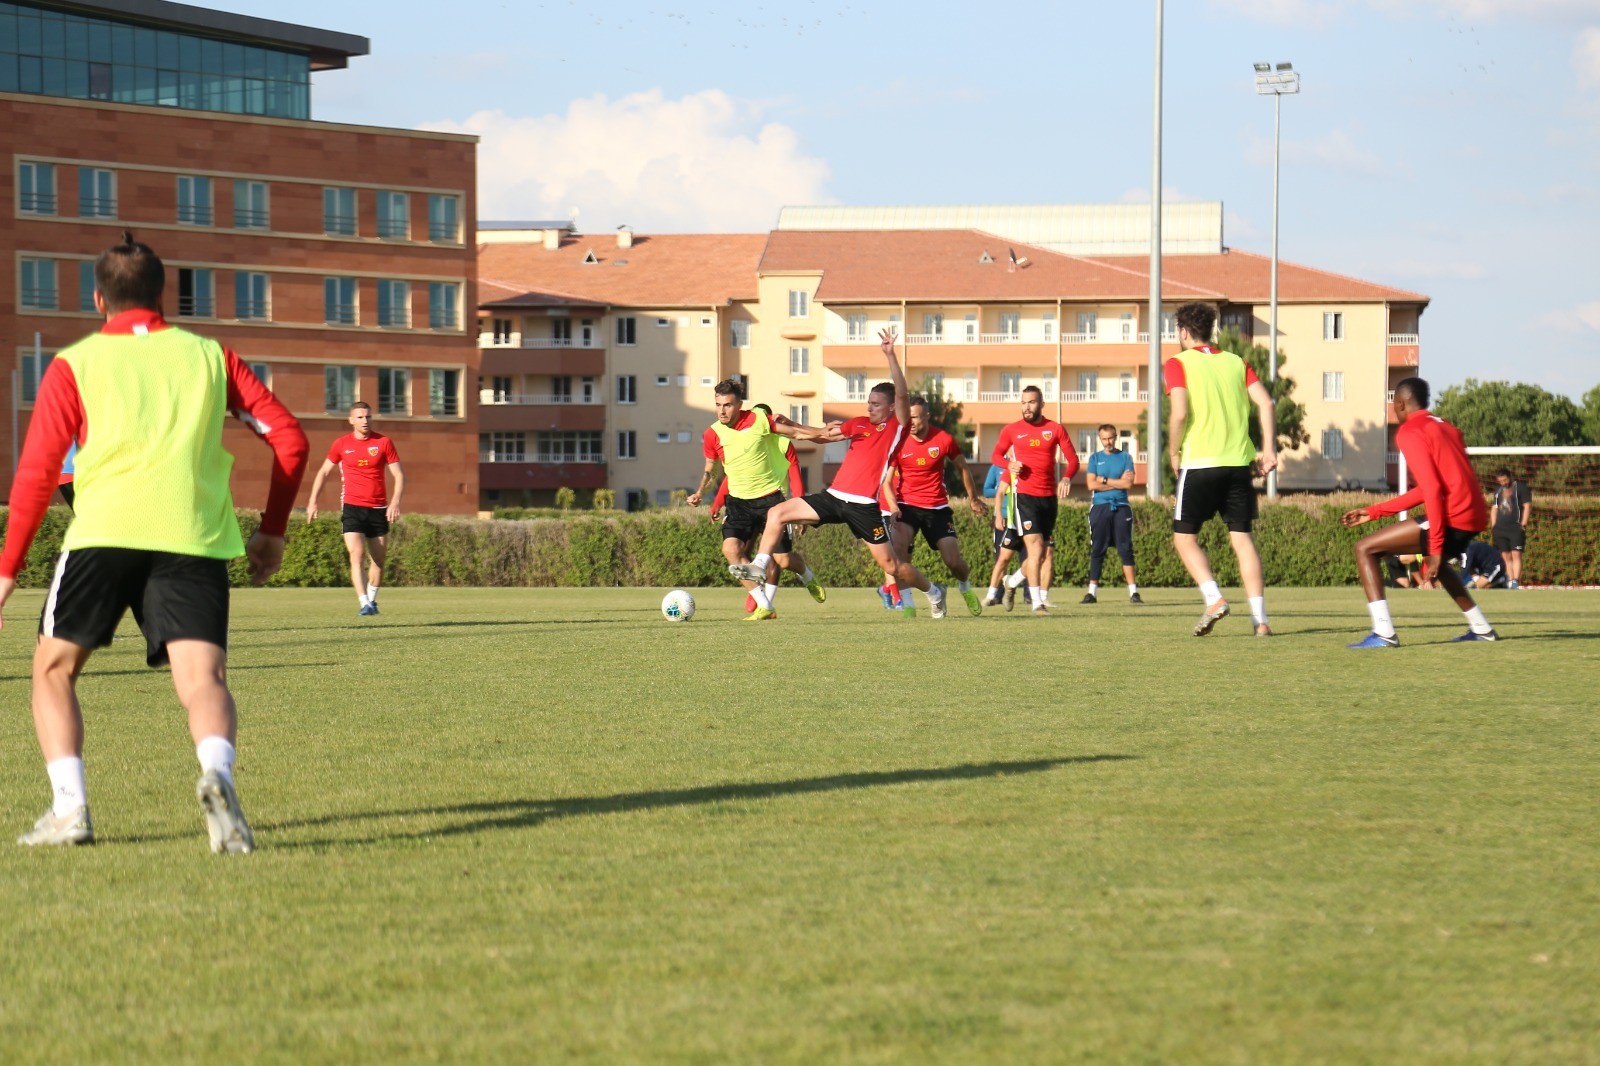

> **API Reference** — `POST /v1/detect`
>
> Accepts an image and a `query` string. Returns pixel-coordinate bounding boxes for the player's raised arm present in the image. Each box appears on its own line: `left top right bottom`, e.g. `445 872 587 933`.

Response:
880 328 910 426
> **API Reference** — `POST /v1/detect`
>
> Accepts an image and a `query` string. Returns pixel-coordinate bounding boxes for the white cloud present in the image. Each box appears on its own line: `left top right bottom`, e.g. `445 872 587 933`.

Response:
424 89 832 231
1577 27 1600 88
1532 301 1600 332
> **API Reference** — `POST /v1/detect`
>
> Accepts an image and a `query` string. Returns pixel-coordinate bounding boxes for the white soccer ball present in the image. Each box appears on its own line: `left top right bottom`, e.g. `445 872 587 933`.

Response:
661 589 696 622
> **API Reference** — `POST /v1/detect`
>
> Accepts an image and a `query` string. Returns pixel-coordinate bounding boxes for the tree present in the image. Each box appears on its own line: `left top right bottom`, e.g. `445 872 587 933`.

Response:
911 376 977 496
1137 326 1308 490
1431 379 1586 447
1582 384 1600 446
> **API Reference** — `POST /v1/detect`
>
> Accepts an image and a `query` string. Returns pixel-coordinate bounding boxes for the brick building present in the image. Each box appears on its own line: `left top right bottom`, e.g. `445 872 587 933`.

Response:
3 0 480 514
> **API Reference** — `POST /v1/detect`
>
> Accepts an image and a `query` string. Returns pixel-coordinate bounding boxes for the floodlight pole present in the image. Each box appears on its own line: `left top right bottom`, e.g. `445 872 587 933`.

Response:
1146 0 1164 499
1254 61 1298 499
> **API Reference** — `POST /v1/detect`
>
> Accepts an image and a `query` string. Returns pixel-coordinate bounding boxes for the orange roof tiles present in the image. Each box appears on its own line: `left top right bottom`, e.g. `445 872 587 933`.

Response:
478 233 765 308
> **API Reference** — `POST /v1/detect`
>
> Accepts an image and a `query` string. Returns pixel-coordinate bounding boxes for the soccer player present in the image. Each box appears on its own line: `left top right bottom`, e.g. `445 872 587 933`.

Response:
982 463 1029 610
0 231 308 851
689 386 824 616
1340 377 1500 646
1165 302 1278 637
306 401 404 615
881 396 987 617
991 386 1079 615
731 329 945 618
1082 423 1143 606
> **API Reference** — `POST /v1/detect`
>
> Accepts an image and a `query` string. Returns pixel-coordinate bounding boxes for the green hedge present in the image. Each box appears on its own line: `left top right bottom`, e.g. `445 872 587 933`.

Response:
3 499 1596 588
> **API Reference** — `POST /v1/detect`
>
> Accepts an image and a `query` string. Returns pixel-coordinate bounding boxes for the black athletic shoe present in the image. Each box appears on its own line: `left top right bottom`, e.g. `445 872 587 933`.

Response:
1080 592 1097 604
1129 592 1144 605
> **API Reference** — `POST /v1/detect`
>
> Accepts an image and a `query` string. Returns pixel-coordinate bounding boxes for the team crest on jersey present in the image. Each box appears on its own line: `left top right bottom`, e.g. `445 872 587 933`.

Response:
367 446 381 457
928 447 940 458
1023 520 1034 530
1042 430 1053 441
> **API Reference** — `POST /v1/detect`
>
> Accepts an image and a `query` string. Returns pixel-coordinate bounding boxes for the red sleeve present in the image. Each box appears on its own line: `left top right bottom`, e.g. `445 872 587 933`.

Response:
840 416 872 440
1 360 84 579
990 426 1013 466
702 427 723 462
383 437 401 464
225 349 309 537
1163 358 1185 391
1244 363 1260 387
1365 487 1424 520
785 442 803 497
1057 430 1080 482
711 477 728 513
326 437 343 464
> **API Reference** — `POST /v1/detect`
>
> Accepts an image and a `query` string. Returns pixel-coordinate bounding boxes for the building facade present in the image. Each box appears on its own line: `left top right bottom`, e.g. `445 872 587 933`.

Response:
477 219 1426 507
3 0 480 514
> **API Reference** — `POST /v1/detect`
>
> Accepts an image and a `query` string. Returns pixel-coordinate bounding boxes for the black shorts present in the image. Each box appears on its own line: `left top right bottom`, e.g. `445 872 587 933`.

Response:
1089 503 1136 567
1014 492 1058 541
1492 528 1524 553
992 524 1027 555
41 547 229 667
342 503 390 538
1418 522 1478 561
806 491 889 545
723 491 794 554
896 504 958 550
1173 466 1257 534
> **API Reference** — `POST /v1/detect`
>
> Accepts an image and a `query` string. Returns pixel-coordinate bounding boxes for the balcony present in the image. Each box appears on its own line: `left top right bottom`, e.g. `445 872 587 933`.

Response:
479 391 603 406
479 455 607 491
1387 335 1420 367
480 345 605 377
479 401 604 433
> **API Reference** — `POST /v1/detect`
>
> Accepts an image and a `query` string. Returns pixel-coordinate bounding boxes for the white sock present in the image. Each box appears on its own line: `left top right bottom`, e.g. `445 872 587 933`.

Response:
1029 586 1044 607
957 579 971 593
987 586 1000 601
1248 596 1267 625
1199 580 1222 605
763 582 779 604
923 583 941 603
1087 581 1100 596
1367 600 1396 639
47 756 87 817
1464 605 1493 634
1005 570 1027 589
358 589 369 605
196 736 237 783
1128 583 1138 598
751 553 772 572
367 585 379 602
801 566 816 583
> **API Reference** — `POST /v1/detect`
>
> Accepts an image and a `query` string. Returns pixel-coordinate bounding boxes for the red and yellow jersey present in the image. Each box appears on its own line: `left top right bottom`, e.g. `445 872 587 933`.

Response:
991 418 1079 496
893 428 957 508
830 415 903 502
328 432 400 508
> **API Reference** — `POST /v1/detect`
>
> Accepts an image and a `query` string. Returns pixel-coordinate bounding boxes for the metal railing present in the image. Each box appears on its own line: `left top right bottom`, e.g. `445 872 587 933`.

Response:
1387 334 1419 345
519 338 603 349
478 391 601 406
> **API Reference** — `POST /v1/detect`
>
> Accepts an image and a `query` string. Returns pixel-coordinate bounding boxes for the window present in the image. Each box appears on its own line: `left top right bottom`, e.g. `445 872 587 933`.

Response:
700 317 713 327
552 376 573 402
536 431 602 462
234 180 269 229
964 313 978 342
1075 311 1097 337
21 351 55 403
430 283 461 329
676 430 692 443
789 404 810 425
489 376 513 402
248 362 271 388
324 366 357 411
376 191 409 239
490 318 514 345
377 280 410 328
655 317 671 328
676 374 689 387
730 320 750 348
999 371 1021 396
1077 371 1099 396
19 161 56 215
481 432 527 462
655 489 673 507
78 261 97 312
235 271 269 320
655 375 671 387
1161 311 1178 339
429 369 460 416
845 372 866 401
615 316 637 345
998 312 1020 338
176 175 212 225
19 258 58 311
1078 429 1096 456
925 372 944 398
78 167 115 218
377 368 410 415
325 277 358 325
789 346 810 374
624 489 648 511
1322 371 1345 402
1321 428 1345 460
177 268 213 318
923 313 944 337
427 194 460 242
323 186 356 236
656 432 671 444
617 430 637 459
1043 313 1056 342
552 318 572 344
846 313 868 341
788 289 809 317
617 375 637 404
1323 312 1345 341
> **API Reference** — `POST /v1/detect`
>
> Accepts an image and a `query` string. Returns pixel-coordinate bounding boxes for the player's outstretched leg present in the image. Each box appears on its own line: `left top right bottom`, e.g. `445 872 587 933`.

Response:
18 637 95 847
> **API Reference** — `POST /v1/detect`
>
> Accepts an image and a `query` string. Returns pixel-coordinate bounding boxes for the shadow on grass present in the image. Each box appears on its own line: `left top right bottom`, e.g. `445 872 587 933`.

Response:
263 754 1136 847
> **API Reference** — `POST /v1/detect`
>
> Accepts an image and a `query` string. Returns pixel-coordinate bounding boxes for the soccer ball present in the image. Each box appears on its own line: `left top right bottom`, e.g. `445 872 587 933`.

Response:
661 589 696 622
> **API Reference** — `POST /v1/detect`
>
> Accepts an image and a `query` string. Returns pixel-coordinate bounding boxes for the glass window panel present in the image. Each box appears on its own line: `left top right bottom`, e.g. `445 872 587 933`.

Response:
157 30 179 69
18 12 41 53
201 39 222 73
41 15 64 56
179 34 201 70
79 261 96 312
134 28 158 68
63 58 86 97
87 21 111 62
19 55 42 94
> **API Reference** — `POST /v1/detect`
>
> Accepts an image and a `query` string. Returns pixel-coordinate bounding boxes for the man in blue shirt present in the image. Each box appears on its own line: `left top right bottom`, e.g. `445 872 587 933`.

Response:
1082 424 1142 604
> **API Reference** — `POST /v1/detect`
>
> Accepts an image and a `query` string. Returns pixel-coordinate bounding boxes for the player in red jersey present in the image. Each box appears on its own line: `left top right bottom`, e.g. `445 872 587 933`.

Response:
731 329 944 618
1340 377 1499 647
882 396 986 617
991 387 1079 615
305 402 405 616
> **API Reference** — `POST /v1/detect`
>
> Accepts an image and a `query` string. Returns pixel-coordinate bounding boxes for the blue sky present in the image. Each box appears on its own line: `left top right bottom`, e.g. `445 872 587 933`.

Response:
233 0 1600 400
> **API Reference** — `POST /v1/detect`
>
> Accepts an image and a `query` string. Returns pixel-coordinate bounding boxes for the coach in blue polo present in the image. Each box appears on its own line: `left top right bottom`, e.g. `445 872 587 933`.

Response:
1081 424 1142 605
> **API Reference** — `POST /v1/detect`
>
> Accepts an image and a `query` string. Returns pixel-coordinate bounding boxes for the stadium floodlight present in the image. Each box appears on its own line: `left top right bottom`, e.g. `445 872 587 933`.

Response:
1253 60 1299 498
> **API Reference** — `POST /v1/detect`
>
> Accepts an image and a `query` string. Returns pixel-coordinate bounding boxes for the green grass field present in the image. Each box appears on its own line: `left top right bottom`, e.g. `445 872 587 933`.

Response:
0 585 1595 1063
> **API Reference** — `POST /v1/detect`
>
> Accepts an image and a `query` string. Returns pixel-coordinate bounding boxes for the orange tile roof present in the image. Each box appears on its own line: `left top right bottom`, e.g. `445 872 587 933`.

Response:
758 229 1428 306
478 233 765 308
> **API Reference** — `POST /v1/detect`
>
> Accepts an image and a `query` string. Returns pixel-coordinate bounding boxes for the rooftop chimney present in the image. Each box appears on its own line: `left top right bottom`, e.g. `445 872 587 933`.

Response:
617 225 634 249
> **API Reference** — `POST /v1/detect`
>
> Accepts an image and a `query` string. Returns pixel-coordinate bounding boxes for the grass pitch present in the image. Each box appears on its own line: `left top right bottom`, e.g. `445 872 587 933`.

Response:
0 586 1595 1063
